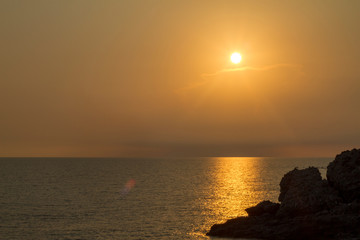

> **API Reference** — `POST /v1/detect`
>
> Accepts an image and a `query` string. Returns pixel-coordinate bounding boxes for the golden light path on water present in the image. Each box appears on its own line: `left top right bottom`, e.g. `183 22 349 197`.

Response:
209 157 278 218
211 157 263 217
189 157 280 239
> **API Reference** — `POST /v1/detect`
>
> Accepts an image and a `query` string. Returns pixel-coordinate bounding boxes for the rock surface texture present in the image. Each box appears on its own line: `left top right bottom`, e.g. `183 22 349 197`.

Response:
207 149 360 240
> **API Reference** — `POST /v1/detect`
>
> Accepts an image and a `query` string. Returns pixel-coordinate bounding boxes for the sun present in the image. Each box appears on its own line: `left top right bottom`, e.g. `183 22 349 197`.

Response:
230 52 242 64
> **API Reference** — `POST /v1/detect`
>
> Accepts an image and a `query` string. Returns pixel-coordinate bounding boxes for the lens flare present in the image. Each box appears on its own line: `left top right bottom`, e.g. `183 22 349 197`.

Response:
121 179 136 195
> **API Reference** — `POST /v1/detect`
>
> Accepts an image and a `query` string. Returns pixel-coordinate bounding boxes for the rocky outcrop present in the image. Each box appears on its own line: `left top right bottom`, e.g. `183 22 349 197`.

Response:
327 149 360 202
208 213 360 240
245 200 280 217
277 167 341 217
207 149 360 240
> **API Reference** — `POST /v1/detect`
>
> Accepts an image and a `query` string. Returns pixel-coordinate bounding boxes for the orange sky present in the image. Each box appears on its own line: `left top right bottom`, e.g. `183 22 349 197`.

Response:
1 1 360 157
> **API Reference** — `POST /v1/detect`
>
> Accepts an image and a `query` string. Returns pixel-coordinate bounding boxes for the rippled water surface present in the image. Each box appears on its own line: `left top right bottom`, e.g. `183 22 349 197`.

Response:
0 157 331 239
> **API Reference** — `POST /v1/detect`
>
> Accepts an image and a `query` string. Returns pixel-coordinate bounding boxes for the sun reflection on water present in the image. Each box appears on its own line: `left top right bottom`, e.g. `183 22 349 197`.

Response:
210 157 266 218
191 157 279 239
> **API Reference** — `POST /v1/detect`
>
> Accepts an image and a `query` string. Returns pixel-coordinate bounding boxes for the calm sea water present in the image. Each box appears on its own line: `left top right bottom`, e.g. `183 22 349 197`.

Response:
0 157 331 240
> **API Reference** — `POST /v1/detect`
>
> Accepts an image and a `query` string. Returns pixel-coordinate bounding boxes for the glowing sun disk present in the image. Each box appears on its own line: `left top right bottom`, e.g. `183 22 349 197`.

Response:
231 52 242 64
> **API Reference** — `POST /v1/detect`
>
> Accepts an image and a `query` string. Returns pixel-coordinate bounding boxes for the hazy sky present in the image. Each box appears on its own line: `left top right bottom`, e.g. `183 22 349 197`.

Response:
1 0 360 157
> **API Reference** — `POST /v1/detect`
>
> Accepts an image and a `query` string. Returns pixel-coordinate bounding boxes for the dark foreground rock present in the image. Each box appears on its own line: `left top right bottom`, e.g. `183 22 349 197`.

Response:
245 200 280 217
208 213 360 240
327 149 360 203
277 167 341 217
207 149 360 240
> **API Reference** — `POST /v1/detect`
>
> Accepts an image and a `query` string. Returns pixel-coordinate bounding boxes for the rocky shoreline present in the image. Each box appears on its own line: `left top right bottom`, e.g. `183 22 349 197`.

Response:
207 149 360 240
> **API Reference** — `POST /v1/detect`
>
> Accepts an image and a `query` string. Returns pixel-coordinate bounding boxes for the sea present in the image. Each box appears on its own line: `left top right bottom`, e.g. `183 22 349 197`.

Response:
0 157 332 240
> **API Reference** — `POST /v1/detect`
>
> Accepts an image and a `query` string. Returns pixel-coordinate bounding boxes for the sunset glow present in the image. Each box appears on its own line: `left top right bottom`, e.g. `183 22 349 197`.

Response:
1 1 359 157
2 2 360 240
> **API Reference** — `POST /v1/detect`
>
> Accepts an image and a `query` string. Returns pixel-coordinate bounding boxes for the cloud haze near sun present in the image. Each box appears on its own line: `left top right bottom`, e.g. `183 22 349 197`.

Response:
178 63 304 92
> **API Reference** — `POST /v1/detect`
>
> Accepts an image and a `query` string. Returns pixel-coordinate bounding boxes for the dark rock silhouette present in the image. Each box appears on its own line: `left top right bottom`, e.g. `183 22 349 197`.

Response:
245 200 280 217
277 167 341 217
207 149 360 240
327 149 360 203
